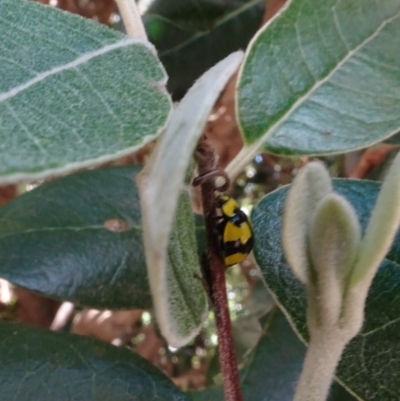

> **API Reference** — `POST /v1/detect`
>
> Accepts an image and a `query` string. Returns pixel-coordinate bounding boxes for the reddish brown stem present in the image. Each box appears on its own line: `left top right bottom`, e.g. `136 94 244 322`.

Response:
195 137 244 401
347 145 395 178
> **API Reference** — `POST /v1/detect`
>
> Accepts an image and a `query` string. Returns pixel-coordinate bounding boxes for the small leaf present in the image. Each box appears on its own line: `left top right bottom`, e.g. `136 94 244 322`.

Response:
252 179 400 401
282 161 332 283
0 322 189 401
139 52 243 346
309 194 361 283
0 0 171 183
0 166 151 309
307 193 361 326
350 153 400 285
158 191 208 347
228 0 400 176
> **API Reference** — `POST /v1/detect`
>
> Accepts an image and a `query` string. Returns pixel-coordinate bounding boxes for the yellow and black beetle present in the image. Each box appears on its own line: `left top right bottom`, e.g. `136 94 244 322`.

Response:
215 195 253 267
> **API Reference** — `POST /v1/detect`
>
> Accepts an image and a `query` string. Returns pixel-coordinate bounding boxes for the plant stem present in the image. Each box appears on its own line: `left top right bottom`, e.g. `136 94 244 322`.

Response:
293 330 347 401
114 0 147 40
196 137 244 401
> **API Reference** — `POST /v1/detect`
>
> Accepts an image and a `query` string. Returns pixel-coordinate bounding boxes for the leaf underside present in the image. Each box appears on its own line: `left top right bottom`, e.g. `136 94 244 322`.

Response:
140 52 243 346
237 0 400 156
0 0 171 183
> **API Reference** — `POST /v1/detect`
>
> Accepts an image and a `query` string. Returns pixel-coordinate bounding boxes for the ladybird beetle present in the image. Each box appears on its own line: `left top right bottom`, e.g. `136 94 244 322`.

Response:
215 195 253 267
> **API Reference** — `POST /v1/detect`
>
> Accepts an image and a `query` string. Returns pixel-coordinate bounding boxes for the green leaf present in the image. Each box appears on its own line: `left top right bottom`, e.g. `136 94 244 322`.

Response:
0 166 151 309
239 310 304 401
144 0 234 41
189 309 356 401
138 52 243 347
144 15 194 53
350 152 400 286
161 191 209 347
307 193 362 329
309 192 361 285
251 179 400 400
384 131 400 144
188 386 224 401
0 0 171 184
229 0 400 176
147 0 265 99
195 213 207 259
0 322 189 401
282 161 332 283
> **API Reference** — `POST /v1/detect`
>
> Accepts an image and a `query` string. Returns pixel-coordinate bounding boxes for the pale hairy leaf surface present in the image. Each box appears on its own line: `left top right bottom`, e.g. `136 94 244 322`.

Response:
0 166 151 309
251 179 400 400
351 153 400 285
162 191 208 347
0 0 171 183
281 161 332 283
228 0 400 177
0 322 189 401
139 52 243 346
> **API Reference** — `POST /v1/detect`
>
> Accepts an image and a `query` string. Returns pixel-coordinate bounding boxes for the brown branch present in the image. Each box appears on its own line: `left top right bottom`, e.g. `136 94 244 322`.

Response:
347 145 395 179
195 136 244 401
262 0 287 24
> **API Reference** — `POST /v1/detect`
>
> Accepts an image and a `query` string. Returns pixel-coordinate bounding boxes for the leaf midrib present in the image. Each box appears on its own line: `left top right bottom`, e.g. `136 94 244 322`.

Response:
0 224 142 239
0 38 146 103
228 7 400 177
264 10 398 139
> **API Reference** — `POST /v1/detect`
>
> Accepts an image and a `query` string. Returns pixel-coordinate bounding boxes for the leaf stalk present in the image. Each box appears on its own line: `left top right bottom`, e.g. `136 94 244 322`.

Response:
293 329 348 401
115 0 148 40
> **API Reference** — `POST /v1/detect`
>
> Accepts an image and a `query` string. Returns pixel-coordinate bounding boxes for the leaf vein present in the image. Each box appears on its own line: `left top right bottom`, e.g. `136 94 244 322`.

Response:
0 38 143 103
331 0 350 51
330 80 400 101
5 103 48 155
0 225 141 240
362 315 400 337
295 0 317 82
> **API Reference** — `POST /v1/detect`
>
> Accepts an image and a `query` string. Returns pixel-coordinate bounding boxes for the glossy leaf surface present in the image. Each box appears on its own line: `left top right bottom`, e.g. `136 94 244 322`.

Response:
0 322 189 401
145 0 264 99
0 167 151 309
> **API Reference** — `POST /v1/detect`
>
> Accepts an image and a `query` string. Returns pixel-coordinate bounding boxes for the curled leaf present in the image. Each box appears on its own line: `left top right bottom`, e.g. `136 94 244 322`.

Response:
282 161 332 283
308 193 361 326
138 52 243 346
350 152 400 286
